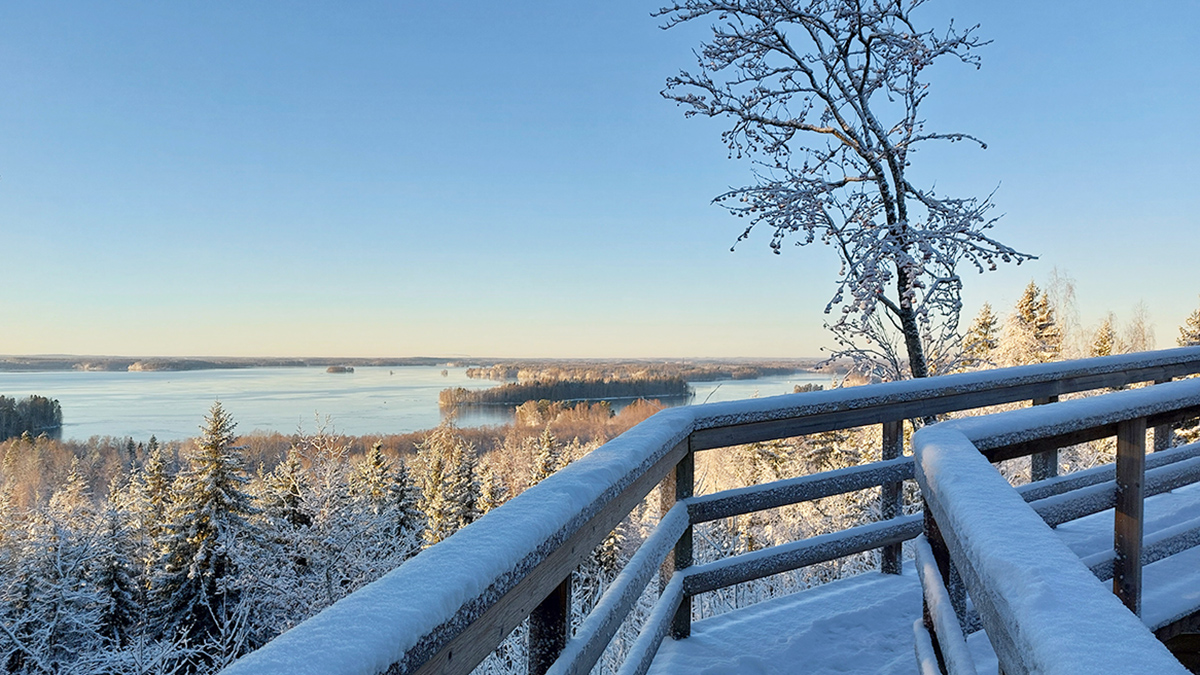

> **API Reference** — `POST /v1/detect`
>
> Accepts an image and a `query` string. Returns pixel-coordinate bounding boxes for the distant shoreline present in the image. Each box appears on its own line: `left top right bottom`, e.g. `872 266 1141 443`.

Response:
0 355 829 374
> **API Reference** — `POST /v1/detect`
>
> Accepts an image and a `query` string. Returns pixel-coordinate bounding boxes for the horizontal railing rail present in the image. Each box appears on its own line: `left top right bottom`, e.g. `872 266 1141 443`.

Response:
914 379 1200 674
223 347 1200 675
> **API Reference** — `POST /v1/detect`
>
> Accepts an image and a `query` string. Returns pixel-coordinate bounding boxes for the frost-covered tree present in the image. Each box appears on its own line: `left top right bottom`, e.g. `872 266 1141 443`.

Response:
151 402 258 652
260 449 310 529
528 426 561 487
1121 301 1155 353
477 459 509 514
1180 299 1200 347
998 282 1060 366
960 303 998 370
658 0 1033 380
1090 315 1120 358
416 423 479 546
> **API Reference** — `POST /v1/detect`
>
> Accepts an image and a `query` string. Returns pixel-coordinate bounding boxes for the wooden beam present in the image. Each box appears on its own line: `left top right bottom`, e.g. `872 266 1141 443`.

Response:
881 420 904 575
1114 417 1147 616
1031 396 1059 482
689 358 1200 451
409 440 688 675
683 515 921 596
659 442 694 639
686 456 913 524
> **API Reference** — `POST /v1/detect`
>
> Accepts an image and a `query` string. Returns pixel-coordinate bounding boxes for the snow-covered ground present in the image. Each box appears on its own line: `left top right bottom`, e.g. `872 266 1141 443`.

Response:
648 483 1200 674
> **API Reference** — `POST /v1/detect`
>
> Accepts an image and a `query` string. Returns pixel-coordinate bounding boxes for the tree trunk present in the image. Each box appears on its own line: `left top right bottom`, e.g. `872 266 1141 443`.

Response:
897 269 929 379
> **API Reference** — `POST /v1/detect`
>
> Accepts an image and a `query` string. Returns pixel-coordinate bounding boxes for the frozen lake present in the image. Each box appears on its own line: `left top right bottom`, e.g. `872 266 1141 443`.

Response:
0 366 832 441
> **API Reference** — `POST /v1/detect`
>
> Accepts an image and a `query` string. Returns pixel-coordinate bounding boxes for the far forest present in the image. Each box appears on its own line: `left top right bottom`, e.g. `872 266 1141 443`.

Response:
0 395 63 441
443 360 814 408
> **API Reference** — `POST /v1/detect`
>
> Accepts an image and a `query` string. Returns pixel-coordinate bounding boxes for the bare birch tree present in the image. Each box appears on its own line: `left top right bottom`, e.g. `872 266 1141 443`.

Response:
658 0 1033 379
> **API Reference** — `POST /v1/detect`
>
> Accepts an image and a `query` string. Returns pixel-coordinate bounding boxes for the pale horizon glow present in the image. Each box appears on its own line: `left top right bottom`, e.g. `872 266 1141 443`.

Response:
1 2 1197 359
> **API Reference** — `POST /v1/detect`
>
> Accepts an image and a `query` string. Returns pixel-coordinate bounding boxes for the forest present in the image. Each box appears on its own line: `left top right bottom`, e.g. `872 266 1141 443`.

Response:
0 396 63 442
439 377 692 408
1 284 1199 675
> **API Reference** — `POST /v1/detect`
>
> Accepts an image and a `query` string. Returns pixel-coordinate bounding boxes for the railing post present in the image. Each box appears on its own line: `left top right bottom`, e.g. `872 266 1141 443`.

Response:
528 576 572 675
880 420 904 575
1154 378 1174 451
1031 396 1060 481
660 439 694 639
1114 417 1147 616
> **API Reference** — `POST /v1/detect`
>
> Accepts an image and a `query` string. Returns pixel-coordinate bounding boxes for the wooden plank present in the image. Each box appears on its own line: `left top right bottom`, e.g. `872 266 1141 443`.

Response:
686 456 914 524
683 515 922 596
1114 417 1147 616
689 359 1200 451
978 403 1200 463
1030 396 1059 482
1016 442 1200 503
409 440 688 675
881 420 904 575
1030 454 1200 527
529 577 571 675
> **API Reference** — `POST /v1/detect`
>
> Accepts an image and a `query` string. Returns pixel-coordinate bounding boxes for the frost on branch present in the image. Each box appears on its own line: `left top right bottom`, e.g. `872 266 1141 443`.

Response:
658 0 1033 380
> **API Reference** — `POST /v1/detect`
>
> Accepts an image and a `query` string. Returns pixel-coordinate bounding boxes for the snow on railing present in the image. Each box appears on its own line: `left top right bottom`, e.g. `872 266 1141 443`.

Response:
222 347 1200 675
913 378 1200 675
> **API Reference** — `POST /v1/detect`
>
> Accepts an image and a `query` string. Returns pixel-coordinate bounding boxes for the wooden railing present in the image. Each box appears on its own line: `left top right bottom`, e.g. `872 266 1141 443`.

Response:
913 377 1200 674
222 348 1200 675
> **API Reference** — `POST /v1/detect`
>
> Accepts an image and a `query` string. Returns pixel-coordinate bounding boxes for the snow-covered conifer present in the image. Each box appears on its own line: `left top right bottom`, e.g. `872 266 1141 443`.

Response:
529 426 560 486
1090 315 1120 358
960 303 999 370
1180 299 1200 347
260 448 310 528
151 402 258 651
478 459 509 514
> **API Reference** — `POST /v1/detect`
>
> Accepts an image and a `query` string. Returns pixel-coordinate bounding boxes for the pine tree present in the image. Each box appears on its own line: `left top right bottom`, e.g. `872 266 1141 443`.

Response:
151 402 257 649
960 303 999 370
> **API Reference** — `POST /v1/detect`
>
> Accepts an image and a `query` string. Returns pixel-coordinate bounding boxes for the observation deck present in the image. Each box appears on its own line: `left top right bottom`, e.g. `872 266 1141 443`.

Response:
223 348 1200 675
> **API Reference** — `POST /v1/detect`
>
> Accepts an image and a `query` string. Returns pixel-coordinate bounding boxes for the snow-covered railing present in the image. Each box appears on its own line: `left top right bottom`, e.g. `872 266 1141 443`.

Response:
913 378 1200 675
223 348 1200 675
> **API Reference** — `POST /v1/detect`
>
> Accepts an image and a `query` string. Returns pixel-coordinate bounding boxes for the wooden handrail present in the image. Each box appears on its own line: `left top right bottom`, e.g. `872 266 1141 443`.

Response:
914 381 1200 674
223 348 1200 675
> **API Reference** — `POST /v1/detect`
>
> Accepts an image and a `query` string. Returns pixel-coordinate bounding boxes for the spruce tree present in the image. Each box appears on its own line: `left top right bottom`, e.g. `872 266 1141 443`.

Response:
261 449 310 529
416 423 480 546
1090 315 1119 357
529 426 560 486
1180 300 1200 347
960 303 999 370
1033 292 1062 363
348 442 392 515
477 459 509 514
151 402 257 649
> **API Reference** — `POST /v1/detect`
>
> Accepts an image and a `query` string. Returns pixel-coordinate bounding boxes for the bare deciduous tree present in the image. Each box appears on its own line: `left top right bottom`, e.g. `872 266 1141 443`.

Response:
658 0 1034 379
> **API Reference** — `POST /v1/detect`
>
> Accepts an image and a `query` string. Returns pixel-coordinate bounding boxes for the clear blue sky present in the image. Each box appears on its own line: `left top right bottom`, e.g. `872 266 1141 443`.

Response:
2 1 1197 358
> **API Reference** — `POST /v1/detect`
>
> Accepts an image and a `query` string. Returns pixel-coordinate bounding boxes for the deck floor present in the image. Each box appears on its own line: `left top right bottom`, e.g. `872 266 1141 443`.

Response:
648 482 1200 675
